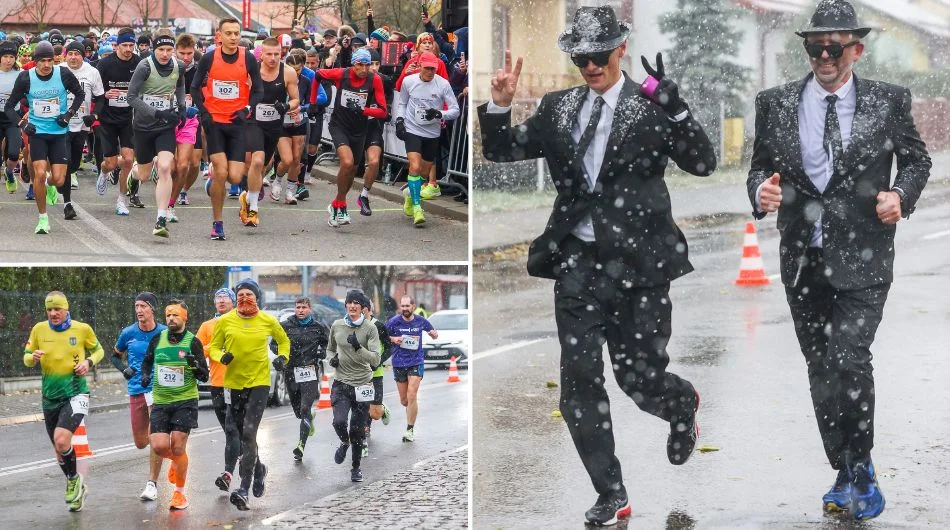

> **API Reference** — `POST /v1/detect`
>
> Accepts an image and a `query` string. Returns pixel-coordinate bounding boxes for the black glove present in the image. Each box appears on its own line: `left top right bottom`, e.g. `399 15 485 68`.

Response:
122 367 135 380
55 112 73 127
184 351 198 369
395 117 407 141
20 122 35 136
154 109 178 124
230 107 249 124
307 103 320 117
423 108 442 121
347 332 361 350
272 355 286 371
141 373 152 389
200 110 214 130
345 99 362 112
273 101 287 114
640 53 687 116
219 352 234 365
82 114 96 127
329 355 339 368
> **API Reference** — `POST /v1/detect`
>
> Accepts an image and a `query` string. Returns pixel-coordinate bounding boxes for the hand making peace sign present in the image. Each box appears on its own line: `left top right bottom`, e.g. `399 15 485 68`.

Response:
491 50 523 107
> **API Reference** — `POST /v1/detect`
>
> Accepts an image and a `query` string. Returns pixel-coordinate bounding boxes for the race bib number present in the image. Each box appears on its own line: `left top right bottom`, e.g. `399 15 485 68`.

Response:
294 365 317 382
255 104 279 121
66 94 88 118
32 98 59 118
283 112 298 126
144 391 154 406
340 89 366 110
185 94 193 108
355 384 375 402
212 80 240 100
70 394 90 415
143 94 170 110
157 365 185 387
402 335 420 350
414 106 430 121
223 387 231 405
0 93 8 108
111 90 129 107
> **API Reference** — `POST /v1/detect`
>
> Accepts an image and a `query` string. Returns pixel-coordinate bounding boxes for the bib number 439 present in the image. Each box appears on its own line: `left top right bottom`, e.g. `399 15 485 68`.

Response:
355 384 375 402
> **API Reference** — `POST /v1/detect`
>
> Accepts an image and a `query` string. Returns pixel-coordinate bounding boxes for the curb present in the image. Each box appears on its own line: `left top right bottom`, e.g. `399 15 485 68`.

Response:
310 165 469 222
0 400 128 427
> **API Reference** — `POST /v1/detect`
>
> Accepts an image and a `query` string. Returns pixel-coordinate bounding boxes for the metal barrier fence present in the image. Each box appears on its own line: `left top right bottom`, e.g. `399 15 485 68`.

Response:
0 292 216 378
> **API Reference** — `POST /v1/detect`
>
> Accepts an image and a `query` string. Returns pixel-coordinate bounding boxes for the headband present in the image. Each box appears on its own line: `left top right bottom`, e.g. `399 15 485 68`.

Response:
116 32 136 45
154 35 175 49
45 293 69 310
166 304 188 320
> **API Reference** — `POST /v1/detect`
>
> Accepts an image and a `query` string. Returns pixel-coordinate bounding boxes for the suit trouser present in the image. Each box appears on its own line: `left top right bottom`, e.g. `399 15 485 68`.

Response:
555 236 697 496
785 248 889 470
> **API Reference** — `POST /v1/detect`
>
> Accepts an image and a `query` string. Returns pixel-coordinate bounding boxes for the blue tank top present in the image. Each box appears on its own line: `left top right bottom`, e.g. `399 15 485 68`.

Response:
27 66 68 135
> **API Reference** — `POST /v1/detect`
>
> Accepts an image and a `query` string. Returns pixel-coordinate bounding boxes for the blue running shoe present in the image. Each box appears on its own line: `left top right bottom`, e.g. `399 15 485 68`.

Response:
204 178 212 196
228 183 240 198
25 183 34 200
822 467 852 513
851 459 885 520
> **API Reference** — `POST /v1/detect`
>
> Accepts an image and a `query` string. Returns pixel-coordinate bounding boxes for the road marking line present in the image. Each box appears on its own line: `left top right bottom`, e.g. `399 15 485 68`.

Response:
923 229 950 240
70 203 155 260
471 339 547 362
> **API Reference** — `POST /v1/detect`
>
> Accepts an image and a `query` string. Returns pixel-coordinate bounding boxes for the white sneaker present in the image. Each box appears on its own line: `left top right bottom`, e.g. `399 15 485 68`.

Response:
95 171 107 196
381 403 391 425
269 180 282 202
402 427 415 442
167 207 178 223
284 189 297 205
140 480 158 501
70 175 79 189
115 199 130 216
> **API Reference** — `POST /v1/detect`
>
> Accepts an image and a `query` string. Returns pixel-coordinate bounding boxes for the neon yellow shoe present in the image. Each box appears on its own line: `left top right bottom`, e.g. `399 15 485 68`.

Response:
45 182 57 205
65 473 84 502
413 205 426 225
404 194 414 217
420 184 441 200
35 216 50 235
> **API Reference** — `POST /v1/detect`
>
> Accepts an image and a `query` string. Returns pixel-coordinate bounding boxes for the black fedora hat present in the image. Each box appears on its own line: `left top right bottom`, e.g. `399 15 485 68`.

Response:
796 0 872 38
557 6 631 54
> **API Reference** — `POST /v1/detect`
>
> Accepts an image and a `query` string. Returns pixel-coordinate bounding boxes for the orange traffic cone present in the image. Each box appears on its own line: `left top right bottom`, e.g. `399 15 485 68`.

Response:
317 373 332 409
446 356 461 383
72 419 94 458
735 221 770 286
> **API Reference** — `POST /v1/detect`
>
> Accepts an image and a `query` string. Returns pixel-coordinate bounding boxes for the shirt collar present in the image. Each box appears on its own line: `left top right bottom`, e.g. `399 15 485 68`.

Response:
587 75 625 110
808 72 854 102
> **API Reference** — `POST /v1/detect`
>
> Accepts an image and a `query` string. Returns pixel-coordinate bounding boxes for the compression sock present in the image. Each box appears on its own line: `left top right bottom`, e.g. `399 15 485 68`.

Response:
306 153 317 173
407 175 423 206
61 447 77 477
58 182 71 203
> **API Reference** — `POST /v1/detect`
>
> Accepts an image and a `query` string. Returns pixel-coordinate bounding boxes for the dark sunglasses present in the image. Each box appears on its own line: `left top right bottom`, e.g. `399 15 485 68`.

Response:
803 40 860 59
571 49 613 68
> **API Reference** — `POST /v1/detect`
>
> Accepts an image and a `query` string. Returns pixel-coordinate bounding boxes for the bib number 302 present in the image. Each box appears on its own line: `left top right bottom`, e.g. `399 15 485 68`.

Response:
213 80 240 100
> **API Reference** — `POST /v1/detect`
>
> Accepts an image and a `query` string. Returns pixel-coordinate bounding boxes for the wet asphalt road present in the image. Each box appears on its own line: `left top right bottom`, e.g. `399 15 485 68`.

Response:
0 375 468 529
0 168 467 263
472 182 950 528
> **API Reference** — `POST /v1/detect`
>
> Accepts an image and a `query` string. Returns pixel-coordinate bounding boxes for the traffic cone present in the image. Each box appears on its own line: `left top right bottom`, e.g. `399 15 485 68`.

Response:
735 221 770 286
72 419 94 458
446 356 461 383
316 373 332 409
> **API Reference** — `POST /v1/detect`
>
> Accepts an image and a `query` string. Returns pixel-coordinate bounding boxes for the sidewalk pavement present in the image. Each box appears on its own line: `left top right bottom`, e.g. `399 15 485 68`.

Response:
0 378 129 426
309 162 468 222
261 448 468 529
475 151 950 251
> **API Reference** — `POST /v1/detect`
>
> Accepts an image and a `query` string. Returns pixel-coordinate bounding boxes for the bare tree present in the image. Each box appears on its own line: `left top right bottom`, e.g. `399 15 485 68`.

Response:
8 0 53 31
357 266 398 317
81 0 123 33
132 0 161 25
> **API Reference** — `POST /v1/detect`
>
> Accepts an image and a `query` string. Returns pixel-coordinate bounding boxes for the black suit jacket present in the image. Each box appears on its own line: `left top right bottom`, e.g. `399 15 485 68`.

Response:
746 74 931 290
478 73 717 285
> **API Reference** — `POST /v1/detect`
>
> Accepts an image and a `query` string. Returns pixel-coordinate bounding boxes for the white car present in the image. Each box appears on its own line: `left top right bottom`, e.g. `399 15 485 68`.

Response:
422 309 469 368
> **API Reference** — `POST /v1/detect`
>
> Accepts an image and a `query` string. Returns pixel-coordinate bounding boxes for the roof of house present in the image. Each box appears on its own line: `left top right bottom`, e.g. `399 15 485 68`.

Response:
1 0 216 28
224 1 340 33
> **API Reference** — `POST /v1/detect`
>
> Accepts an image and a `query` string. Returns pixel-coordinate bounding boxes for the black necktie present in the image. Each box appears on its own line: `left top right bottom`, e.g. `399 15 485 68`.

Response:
824 94 844 176
575 96 605 164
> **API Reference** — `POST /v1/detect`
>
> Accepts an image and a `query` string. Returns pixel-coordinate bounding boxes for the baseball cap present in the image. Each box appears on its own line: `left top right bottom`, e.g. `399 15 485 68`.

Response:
419 51 439 69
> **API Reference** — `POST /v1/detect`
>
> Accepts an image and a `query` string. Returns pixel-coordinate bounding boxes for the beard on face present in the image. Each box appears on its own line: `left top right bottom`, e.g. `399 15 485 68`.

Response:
168 322 184 333
402 309 412 318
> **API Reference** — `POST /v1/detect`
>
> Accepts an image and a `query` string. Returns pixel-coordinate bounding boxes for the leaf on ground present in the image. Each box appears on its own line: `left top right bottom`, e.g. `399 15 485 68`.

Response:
550 410 562 418
698 445 720 453
546 381 558 388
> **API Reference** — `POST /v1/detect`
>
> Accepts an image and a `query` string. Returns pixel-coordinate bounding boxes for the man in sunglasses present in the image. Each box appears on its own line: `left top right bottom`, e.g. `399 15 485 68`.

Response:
479 5 716 526
747 0 931 521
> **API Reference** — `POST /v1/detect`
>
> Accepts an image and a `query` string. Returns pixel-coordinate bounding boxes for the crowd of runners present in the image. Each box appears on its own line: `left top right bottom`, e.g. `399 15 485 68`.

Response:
0 8 467 237
23 285 440 512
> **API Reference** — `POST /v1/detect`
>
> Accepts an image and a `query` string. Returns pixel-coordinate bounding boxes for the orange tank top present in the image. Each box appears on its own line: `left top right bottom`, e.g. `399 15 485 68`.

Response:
202 47 250 124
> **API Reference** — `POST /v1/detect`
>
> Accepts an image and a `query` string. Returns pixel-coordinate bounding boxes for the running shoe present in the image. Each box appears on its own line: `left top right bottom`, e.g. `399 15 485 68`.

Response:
309 418 316 437
25 183 34 201
420 184 441 200
238 191 249 225
129 193 145 208
140 480 158 501
167 207 178 223
284 189 297 205
246 210 259 227
96 171 107 195
304 175 316 185
64 202 77 220
5 167 17 193
229 488 250 511
585 489 631 526
357 195 372 216
852 459 885 520
337 206 351 225
334 443 349 464
252 462 267 498
210 220 226 241
204 178 212 196
149 165 158 183
403 194 413 217
269 180 282 202
214 471 231 492
228 183 241 198
65 473 85 502
402 427 415 442
413 205 426 225
45 182 57 204
294 184 309 201
115 199 130 216
362 445 369 458
126 172 138 196
153 217 169 238
70 174 78 189
177 191 189 205
667 390 700 465
110 167 120 185
823 467 853 513
68 483 88 512
258 187 266 202
169 490 188 510
351 468 364 483
327 205 339 228
381 403 391 426
35 216 50 235
293 441 305 461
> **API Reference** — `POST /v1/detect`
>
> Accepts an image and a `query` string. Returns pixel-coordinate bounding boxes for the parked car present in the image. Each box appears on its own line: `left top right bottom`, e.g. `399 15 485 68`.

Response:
422 309 469 368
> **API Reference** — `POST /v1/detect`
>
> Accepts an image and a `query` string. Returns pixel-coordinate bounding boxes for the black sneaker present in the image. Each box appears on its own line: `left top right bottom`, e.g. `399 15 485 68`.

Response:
110 168 120 185
351 468 364 482
252 462 267 498
584 489 631 526
357 195 372 216
153 217 169 237
229 488 249 511
64 202 77 220
667 390 700 465
294 184 309 200
214 471 231 492
129 193 145 208
334 443 349 464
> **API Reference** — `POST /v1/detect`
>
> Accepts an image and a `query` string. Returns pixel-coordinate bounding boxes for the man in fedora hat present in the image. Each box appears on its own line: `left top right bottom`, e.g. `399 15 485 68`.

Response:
747 0 931 520
479 4 717 526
